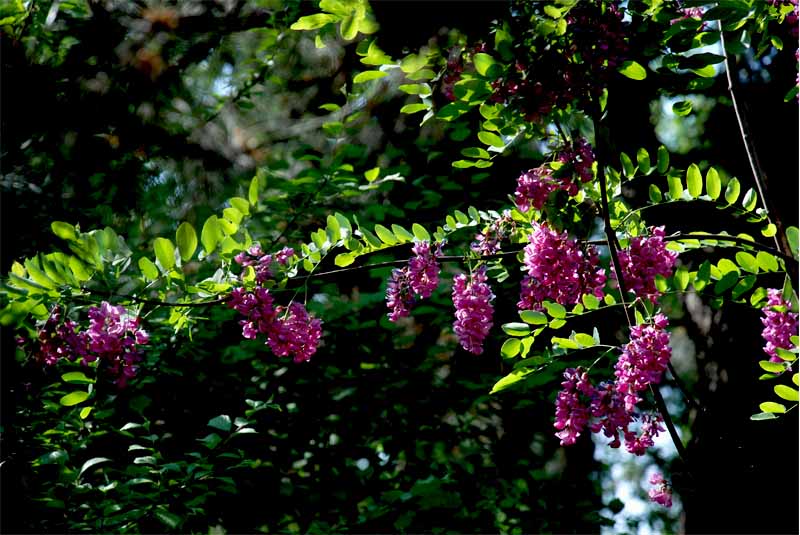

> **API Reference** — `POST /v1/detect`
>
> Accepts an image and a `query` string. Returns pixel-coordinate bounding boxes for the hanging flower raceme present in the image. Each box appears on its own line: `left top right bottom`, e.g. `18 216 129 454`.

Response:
557 138 595 191
234 244 274 283
514 166 563 212
554 367 595 446
85 302 149 387
625 413 665 456
761 288 799 363
452 266 495 355
27 306 88 366
518 223 606 311
588 381 633 449
615 314 672 412
648 473 674 508
386 240 443 322
229 287 276 340
268 302 323 363
616 227 678 303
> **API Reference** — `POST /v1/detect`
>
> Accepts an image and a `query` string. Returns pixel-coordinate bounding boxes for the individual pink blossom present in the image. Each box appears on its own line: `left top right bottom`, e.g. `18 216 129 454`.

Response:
518 223 606 310
554 368 595 446
268 302 323 363
514 167 562 212
648 472 673 508
408 241 442 298
616 227 678 303
452 266 495 355
761 288 799 363
615 314 672 412
275 247 294 265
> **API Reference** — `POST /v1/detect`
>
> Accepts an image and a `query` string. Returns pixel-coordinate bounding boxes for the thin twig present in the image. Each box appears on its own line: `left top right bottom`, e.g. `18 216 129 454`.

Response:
667 361 700 410
651 384 690 464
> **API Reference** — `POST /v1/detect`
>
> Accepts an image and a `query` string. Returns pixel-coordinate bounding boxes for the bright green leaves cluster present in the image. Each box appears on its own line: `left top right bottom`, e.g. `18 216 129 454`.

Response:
290 0 377 42
752 335 800 421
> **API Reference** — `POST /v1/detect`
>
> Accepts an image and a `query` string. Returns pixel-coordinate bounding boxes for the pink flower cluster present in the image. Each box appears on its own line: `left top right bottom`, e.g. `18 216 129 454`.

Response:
615 314 672 412
386 241 443 322
670 6 707 28
471 210 515 256
557 138 595 189
514 167 563 212
648 473 673 508
23 303 149 387
235 245 294 283
518 223 605 311
761 288 799 363
452 266 495 355
616 227 678 303
554 316 671 455
229 287 321 363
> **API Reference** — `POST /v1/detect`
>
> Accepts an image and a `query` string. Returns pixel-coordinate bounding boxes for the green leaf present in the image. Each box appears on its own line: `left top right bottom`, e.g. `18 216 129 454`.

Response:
473 53 496 76
667 175 683 201
672 100 693 116
674 266 690 291
543 301 566 319
582 293 600 310
248 175 260 205
620 152 635 178
326 215 342 240
735 251 758 274
637 148 651 175
208 415 232 433
353 70 387 83
490 368 536 394
400 103 428 114
290 13 338 30
686 164 702 198
501 338 521 359
411 223 430 242
724 177 740 204
759 360 787 373
656 145 670 174
334 253 355 267
574 333 596 347
776 348 797 362
79 457 111 478
374 224 397 245
478 131 504 148
714 271 739 294
138 257 158 280
153 238 176 271
648 184 662 203
741 188 758 211
155 507 183 530
392 224 415 242
618 60 647 80
750 412 778 421
706 167 721 200
551 337 579 350
788 226 799 258
502 322 531 336
398 83 431 95
759 401 786 414
61 371 94 384
774 385 799 402
51 221 77 241
175 223 198 262
794 373 799 387
461 147 490 160
201 216 222 255
364 167 380 182
519 310 547 325
60 390 90 407
761 223 777 238
340 10 361 40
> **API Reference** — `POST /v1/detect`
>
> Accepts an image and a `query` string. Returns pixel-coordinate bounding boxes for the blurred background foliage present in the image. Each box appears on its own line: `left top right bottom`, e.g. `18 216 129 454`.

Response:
1 0 798 533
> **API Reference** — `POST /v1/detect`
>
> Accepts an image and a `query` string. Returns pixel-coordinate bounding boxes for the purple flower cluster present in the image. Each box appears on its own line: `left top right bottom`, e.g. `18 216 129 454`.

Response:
554 368 595 445
452 266 495 355
386 241 443 322
553 316 671 455
518 223 605 311
24 303 149 387
761 288 799 363
670 6 707 28
229 288 322 363
648 473 673 508
615 314 672 412
617 227 678 303
514 167 563 212
235 244 295 283
86 302 150 387
471 210 515 256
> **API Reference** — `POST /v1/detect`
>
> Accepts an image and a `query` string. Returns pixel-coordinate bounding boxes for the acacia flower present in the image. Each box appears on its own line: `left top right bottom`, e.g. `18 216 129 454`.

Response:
234 244 273 283
761 288 799 363
85 301 149 387
514 167 562 212
518 223 606 310
452 266 495 355
408 241 442 298
554 367 595 446
648 472 673 508
615 314 672 412
268 302 323 363
386 267 414 322
616 227 678 303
